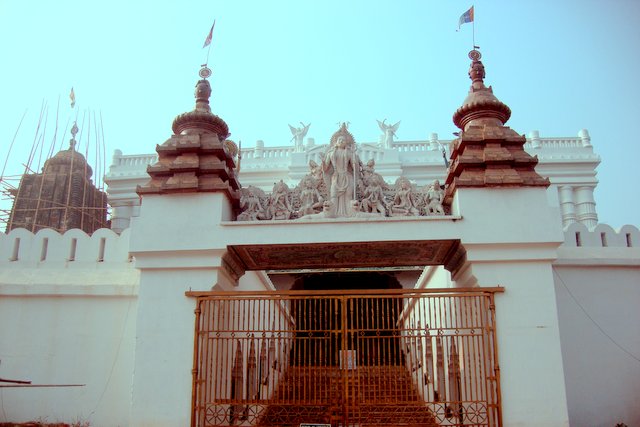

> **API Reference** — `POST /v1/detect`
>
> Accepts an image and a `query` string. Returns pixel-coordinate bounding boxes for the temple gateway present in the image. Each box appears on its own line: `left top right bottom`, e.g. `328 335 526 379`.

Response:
1 49 638 427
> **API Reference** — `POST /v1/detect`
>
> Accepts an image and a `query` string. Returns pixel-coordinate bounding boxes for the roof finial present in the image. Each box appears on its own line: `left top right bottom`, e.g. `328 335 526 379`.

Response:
199 64 212 80
468 49 486 87
452 50 511 130
194 75 212 113
69 122 79 151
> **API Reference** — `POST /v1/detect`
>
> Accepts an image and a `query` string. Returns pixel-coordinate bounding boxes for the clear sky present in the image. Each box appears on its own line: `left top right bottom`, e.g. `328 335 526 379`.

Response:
0 0 638 228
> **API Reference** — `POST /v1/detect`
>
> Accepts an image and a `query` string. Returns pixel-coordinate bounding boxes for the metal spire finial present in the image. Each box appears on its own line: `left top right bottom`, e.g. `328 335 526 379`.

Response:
199 64 212 80
69 122 79 150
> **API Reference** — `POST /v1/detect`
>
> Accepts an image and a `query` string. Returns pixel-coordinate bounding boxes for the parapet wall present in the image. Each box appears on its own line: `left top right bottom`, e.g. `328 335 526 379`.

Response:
554 222 640 426
0 227 132 267
562 223 639 248
0 228 137 426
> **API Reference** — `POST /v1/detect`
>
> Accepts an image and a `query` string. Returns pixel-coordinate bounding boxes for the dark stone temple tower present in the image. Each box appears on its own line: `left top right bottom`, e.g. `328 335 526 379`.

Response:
6 125 108 234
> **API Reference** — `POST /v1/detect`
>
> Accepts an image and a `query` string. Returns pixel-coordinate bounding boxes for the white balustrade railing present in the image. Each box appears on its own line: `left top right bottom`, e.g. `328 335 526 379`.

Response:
525 137 584 149
393 141 436 152
241 146 294 160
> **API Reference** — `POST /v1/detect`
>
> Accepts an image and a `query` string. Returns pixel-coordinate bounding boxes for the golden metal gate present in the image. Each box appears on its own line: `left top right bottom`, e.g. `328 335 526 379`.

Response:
189 288 502 427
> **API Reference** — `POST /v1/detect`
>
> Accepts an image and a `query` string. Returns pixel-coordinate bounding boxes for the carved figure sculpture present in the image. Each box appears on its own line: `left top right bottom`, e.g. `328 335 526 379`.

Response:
425 179 445 215
268 180 293 220
349 200 384 218
289 122 311 152
362 159 376 182
361 175 387 216
322 125 359 218
389 178 419 216
308 159 323 181
237 188 265 221
377 119 401 148
298 201 336 220
298 176 324 216
359 158 389 192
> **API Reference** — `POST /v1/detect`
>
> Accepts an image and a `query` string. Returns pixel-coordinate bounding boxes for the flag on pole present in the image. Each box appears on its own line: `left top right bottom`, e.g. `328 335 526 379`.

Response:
458 6 474 30
69 87 76 108
203 20 215 48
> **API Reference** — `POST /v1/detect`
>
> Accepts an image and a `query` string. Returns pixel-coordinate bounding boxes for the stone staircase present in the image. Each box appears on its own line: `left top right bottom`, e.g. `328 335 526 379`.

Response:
257 365 438 426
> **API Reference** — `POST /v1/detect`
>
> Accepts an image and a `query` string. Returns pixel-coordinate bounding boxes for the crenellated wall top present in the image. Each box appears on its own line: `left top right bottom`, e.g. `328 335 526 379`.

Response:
0 227 132 267
562 222 639 248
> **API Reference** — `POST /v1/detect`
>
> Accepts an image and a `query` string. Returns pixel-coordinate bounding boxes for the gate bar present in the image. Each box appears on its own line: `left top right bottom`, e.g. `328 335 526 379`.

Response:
186 286 504 298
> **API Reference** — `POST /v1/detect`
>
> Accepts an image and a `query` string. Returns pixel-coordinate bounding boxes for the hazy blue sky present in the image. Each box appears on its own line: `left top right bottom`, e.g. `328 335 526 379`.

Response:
1 0 638 228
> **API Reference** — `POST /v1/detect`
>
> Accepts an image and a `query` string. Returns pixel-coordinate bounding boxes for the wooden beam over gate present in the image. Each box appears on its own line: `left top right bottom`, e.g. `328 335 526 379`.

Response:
228 239 465 272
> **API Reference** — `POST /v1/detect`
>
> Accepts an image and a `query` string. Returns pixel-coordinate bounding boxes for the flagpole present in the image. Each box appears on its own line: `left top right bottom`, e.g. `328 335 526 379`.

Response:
205 40 212 66
472 19 475 49
202 20 216 67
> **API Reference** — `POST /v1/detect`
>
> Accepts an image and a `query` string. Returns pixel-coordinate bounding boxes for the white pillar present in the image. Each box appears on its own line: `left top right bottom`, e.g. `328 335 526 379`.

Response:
558 186 577 227
255 140 264 158
128 193 237 427
110 203 134 234
578 129 591 147
429 132 439 151
449 187 568 426
528 130 541 149
574 186 598 229
454 245 570 427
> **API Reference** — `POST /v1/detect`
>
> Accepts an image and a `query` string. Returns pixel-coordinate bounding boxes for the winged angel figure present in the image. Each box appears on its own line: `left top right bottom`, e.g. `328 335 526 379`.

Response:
289 122 311 152
377 119 401 148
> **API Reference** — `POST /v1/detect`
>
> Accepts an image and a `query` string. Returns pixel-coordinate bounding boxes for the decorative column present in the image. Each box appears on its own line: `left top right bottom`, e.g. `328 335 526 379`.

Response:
578 128 592 147
255 139 264 158
429 132 439 151
575 186 598 229
558 186 577 227
528 130 542 149
109 201 133 234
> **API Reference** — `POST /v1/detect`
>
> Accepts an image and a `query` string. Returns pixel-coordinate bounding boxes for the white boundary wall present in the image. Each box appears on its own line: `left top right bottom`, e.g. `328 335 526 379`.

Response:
1 223 639 426
554 223 640 427
0 228 138 427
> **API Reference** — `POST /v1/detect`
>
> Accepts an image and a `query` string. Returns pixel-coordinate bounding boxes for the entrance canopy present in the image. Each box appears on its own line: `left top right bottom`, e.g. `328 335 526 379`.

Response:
229 239 464 272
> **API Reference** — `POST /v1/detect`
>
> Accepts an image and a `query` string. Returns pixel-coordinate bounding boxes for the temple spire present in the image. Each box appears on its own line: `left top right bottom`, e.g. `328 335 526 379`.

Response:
137 67 240 208
444 49 549 205
452 49 511 131
171 67 229 139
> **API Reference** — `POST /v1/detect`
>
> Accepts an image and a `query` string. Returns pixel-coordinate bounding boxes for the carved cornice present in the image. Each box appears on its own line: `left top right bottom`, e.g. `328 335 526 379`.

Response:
136 132 241 207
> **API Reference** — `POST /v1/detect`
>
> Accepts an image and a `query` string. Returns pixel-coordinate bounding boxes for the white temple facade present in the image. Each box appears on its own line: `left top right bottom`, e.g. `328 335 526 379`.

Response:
105 128 600 233
1 51 638 427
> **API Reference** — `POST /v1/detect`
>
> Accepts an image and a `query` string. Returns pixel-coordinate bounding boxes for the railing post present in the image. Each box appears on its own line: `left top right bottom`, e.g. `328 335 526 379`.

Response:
191 299 202 427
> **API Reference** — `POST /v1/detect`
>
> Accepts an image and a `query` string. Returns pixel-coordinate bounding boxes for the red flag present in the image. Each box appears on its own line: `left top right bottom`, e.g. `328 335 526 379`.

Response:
203 20 215 48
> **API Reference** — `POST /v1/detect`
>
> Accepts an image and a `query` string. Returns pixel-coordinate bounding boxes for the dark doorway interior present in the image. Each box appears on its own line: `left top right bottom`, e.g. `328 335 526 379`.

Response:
291 271 403 291
290 271 404 366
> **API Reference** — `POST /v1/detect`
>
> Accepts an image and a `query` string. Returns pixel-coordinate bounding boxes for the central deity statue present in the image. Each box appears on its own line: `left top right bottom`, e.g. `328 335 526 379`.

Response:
322 123 361 217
